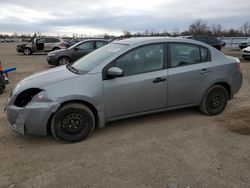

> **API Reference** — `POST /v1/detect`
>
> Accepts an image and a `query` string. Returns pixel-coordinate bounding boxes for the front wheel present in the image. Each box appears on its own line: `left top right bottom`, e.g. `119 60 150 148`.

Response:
23 48 32 55
0 86 3 94
58 56 71 66
51 103 95 143
199 85 228 116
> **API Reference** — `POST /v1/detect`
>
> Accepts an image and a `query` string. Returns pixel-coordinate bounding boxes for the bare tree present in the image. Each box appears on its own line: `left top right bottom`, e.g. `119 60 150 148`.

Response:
188 19 210 35
211 24 223 36
123 30 132 38
36 31 42 37
241 21 250 36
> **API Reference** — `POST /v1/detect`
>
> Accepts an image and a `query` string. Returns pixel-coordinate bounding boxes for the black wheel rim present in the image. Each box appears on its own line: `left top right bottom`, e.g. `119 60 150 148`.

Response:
59 58 69 65
207 91 225 110
59 113 87 135
24 49 30 55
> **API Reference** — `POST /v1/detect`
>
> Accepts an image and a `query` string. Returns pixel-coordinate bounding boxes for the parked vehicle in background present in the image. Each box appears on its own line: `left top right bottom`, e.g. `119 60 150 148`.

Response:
242 46 250 60
47 39 109 66
16 37 67 55
239 38 250 49
179 36 224 51
6 37 242 143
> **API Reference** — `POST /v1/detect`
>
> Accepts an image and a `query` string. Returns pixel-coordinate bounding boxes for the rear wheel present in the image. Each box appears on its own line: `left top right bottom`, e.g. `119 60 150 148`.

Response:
200 85 228 115
0 86 3 94
23 48 32 55
51 103 95 143
58 56 71 66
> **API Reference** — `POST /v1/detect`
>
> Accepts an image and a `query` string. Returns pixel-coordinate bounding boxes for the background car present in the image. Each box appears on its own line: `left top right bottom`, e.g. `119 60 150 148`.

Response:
6 37 242 143
179 35 224 51
16 37 67 55
242 46 250 60
46 39 109 66
239 38 250 49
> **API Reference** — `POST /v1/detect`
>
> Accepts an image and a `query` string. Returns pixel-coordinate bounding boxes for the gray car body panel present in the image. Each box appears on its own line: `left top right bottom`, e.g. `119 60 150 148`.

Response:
6 37 242 136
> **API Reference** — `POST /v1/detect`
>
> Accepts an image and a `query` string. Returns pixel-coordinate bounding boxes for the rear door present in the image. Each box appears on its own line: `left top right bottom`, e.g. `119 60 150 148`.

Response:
167 42 212 107
44 38 54 51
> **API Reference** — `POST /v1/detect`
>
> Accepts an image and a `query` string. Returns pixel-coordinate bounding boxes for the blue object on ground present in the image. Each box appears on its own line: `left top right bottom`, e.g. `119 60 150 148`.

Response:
3 67 16 73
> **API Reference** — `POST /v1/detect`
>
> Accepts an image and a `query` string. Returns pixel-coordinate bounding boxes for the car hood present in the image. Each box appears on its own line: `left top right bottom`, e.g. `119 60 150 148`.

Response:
48 48 69 55
243 46 250 51
17 43 28 47
13 65 79 95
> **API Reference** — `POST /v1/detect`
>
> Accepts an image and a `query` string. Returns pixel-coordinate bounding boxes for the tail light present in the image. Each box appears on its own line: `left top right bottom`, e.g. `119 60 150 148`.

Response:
235 59 242 73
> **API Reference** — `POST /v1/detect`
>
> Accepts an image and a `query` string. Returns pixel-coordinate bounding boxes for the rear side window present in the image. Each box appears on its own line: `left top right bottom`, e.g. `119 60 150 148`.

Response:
196 37 207 43
200 47 209 62
207 37 218 44
53 38 60 43
169 43 210 68
45 38 54 43
96 41 108 48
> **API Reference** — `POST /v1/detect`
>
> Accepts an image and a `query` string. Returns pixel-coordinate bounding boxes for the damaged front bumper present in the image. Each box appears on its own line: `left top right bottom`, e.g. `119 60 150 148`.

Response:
6 101 60 136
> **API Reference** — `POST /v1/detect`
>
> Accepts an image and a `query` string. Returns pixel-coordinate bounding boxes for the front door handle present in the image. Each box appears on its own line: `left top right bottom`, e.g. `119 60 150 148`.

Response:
200 68 210 74
153 77 166 83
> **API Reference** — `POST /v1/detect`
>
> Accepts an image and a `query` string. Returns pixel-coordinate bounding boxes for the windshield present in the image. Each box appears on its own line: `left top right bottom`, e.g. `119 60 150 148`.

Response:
71 43 127 73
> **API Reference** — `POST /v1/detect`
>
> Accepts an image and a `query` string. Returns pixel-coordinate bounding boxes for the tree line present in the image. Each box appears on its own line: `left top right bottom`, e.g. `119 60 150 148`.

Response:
123 19 250 38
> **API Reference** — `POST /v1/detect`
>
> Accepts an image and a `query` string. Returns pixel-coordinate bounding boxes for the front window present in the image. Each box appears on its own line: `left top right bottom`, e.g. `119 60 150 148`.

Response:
77 41 94 50
71 43 127 73
114 44 164 76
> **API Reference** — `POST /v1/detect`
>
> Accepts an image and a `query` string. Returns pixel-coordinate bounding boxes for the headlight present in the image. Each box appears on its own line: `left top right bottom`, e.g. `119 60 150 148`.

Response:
48 53 56 57
30 90 49 103
14 88 49 107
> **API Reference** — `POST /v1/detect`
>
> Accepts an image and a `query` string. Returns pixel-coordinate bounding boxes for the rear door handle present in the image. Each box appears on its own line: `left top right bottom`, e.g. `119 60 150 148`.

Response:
200 68 210 74
153 77 166 83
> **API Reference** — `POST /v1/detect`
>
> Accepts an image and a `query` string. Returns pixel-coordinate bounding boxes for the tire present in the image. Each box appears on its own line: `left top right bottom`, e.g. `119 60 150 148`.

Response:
23 48 32 55
52 47 60 51
57 56 71 66
0 86 3 94
51 103 95 143
199 85 228 116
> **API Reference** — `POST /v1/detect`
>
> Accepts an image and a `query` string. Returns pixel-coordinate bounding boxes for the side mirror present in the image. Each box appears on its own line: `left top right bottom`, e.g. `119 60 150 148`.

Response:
107 67 123 78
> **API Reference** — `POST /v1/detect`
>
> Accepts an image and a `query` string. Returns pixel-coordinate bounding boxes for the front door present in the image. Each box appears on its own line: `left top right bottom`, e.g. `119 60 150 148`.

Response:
74 41 95 60
103 43 168 119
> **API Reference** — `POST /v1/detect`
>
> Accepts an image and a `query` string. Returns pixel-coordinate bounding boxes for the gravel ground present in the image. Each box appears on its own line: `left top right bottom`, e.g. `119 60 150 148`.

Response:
0 43 250 188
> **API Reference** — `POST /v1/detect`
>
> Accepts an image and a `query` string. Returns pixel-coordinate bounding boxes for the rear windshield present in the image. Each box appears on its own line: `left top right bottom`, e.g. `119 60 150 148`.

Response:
71 43 127 73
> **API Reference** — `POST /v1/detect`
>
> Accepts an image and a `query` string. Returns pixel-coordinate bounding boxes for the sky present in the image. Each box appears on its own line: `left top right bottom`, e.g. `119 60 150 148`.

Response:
0 0 249 36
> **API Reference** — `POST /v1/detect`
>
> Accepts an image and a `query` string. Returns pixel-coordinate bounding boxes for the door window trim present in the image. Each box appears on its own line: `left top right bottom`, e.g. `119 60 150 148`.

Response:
167 42 211 69
102 42 168 80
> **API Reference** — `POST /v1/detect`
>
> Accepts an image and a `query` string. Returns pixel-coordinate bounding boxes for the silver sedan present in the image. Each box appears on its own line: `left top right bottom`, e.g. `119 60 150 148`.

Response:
6 37 242 143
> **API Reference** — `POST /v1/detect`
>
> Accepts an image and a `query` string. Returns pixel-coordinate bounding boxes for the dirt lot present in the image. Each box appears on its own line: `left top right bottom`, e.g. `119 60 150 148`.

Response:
0 43 250 188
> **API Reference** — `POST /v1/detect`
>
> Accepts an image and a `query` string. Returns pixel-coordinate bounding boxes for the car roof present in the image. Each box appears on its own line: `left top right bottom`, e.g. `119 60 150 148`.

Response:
82 39 109 42
112 37 209 46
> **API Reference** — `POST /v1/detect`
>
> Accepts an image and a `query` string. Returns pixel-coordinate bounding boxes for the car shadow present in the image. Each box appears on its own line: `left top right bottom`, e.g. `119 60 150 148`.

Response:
93 107 201 137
